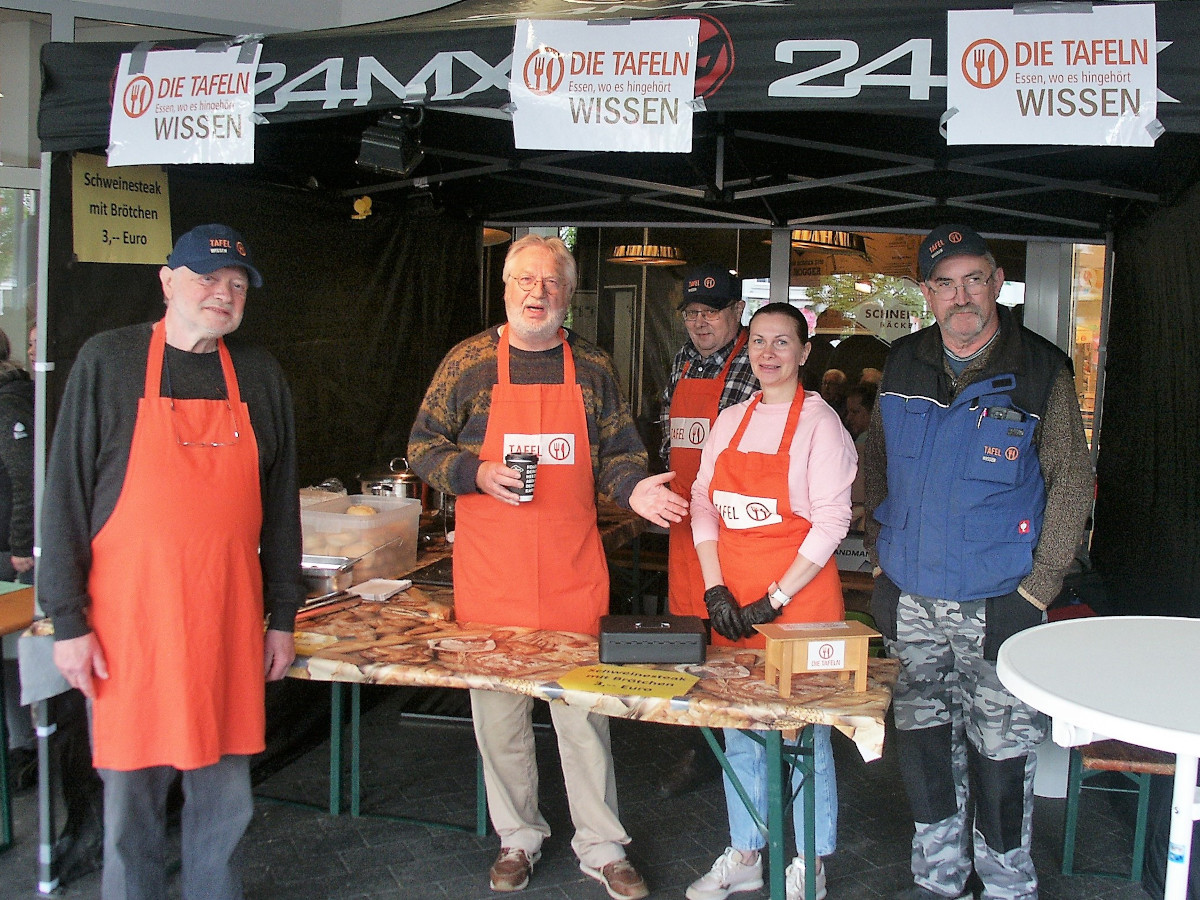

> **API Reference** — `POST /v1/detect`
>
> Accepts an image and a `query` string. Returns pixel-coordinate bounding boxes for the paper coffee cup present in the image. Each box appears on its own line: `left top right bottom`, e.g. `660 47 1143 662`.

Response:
504 452 539 502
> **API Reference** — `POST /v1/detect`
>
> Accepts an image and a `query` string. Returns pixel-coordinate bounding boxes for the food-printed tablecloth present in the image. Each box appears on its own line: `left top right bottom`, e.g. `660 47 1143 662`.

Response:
292 591 897 762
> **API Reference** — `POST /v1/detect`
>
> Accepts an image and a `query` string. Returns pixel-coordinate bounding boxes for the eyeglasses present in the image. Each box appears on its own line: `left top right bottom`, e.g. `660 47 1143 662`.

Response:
512 274 563 293
681 307 728 323
927 270 997 301
170 397 241 448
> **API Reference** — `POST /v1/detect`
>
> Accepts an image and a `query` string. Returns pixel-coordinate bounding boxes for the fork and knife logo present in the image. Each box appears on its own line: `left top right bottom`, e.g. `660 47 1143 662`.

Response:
962 38 1009 89
522 47 565 96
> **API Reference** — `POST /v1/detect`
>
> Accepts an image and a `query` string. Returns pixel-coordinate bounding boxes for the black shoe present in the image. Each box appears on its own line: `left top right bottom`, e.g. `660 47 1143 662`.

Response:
657 748 721 798
54 819 105 886
6 747 37 793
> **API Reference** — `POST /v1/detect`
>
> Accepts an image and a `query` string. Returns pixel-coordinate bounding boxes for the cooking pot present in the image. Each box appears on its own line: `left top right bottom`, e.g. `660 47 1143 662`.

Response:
357 457 423 502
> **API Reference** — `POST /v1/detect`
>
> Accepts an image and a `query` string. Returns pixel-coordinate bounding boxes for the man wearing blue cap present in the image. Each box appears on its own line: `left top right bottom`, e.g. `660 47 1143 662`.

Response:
862 225 1093 900
655 263 757 797
40 224 304 900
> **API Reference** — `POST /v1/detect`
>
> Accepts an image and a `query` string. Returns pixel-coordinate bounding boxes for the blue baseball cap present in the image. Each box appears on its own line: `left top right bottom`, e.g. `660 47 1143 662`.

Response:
167 224 263 288
679 263 741 310
918 224 991 281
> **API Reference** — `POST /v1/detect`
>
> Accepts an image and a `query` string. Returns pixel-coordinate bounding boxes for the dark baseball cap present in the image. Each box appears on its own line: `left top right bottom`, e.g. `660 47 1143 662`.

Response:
918 225 991 281
678 263 741 310
167 224 263 288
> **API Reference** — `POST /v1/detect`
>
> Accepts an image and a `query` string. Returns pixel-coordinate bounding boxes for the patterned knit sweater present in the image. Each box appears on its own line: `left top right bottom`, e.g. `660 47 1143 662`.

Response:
407 326 648 506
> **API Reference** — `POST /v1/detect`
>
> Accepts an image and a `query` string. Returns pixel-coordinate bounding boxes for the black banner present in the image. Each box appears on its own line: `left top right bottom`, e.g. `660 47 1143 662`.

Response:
38 0 1200 152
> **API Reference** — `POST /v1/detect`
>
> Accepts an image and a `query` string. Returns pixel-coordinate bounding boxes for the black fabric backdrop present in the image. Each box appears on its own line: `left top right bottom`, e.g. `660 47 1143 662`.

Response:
45 155 483 489
1092 179 1200 617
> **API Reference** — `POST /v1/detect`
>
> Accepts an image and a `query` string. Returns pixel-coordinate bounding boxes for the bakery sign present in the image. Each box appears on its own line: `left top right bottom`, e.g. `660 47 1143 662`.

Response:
945 3 1159 147
510 18 700 152
108 43 262 166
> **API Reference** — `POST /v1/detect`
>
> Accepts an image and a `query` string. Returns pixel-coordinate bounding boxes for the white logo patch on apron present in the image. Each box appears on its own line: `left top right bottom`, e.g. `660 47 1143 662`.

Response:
670 416 710 449
712 490 783 530
503 433 576 465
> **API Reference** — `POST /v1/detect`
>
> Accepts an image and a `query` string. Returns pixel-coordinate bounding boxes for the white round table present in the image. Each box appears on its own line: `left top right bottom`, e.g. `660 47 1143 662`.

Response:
997 616 1200 900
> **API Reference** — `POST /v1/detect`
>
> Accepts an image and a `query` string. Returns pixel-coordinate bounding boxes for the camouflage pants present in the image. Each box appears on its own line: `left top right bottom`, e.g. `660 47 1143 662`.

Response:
886 592 1048 900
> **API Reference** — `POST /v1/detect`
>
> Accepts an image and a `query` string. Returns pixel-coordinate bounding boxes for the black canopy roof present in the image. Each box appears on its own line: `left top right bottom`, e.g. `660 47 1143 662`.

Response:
37 0 1200 238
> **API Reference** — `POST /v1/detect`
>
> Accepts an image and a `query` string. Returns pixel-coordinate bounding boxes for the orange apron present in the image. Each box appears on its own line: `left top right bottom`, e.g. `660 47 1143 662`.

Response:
88 320 265 771
709 391 843 649
667 331 748 618
453 329 609 636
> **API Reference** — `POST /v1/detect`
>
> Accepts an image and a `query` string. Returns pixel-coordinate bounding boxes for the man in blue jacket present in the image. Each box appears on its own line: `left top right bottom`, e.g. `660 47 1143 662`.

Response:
863 225 1093 900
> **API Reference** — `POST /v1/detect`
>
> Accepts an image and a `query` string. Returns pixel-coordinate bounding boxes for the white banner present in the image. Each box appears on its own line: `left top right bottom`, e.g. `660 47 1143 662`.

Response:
946 4 1158 147
510 19 699 152
108 44 262 166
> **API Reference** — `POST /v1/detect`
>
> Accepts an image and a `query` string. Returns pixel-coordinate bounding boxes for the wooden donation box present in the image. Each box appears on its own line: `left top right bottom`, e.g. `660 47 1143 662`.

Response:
755 619 880 697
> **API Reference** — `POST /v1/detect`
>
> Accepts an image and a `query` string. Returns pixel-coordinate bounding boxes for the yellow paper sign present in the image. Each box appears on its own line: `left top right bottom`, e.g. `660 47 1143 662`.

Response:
558 664 699 699
72 152 172 264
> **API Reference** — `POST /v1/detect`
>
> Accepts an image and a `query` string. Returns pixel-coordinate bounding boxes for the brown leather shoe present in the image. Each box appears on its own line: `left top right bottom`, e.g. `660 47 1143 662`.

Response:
657 747 721 798
489 847 540 892
580 858 650 900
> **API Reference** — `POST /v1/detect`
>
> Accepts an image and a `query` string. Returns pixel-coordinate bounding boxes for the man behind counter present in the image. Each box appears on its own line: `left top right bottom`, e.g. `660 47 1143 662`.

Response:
40 224 304 900
408 234 685 899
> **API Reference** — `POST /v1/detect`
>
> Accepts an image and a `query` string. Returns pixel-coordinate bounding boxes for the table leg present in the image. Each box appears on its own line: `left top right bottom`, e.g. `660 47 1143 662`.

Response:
700 727 816 900
1165 752 1200 900
350 683 361 818
329 682 343 817
800 727 817 900
765 730 786 900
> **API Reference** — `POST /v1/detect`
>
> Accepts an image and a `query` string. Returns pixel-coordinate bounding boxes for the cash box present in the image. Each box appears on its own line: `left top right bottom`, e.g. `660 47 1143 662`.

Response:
598 615 706 665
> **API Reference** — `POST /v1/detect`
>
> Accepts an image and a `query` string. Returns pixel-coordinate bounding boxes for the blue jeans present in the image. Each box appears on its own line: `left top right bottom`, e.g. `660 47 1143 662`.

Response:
722 724 837 857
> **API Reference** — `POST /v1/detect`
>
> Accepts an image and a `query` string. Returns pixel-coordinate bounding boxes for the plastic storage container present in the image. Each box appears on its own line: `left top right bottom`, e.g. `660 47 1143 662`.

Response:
301 494 420 583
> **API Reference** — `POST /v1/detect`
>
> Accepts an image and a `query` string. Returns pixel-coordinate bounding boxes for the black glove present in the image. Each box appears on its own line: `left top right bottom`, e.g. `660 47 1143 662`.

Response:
704 585 743 641
983 590 1043 661
738 594 783 638
870 572 902 642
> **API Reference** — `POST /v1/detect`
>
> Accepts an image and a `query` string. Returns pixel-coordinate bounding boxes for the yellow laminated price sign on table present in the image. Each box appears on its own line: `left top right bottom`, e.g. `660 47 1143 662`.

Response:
558 664 699 699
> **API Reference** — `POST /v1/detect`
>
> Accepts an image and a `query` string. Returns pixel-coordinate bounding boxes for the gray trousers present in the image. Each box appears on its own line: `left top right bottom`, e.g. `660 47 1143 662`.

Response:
100 754 253 900
887 592 1047 900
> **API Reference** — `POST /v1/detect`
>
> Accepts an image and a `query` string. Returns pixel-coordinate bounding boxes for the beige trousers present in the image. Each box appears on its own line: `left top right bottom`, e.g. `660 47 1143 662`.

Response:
470 689 631 868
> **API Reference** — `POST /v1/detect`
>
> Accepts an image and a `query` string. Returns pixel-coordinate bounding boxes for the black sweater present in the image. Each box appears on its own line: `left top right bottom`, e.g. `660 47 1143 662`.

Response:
39 323 304 640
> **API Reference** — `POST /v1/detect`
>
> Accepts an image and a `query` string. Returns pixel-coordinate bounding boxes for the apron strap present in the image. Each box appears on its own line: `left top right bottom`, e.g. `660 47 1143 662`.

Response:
145 319 241 406
497 327 573 386
678 329 746 383
727 387 806 454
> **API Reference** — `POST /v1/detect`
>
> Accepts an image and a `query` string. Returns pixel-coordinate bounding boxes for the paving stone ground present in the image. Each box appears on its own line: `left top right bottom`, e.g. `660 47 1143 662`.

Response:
0 684 1158 899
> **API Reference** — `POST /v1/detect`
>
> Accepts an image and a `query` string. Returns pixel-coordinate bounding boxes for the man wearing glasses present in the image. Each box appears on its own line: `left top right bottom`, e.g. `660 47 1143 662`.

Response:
653 264 756 797
862 225 1093 900
40 224 303 900
408 234 683 899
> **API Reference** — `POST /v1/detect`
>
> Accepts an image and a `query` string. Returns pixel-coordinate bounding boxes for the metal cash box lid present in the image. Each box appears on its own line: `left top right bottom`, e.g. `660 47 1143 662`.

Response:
598 615 706 665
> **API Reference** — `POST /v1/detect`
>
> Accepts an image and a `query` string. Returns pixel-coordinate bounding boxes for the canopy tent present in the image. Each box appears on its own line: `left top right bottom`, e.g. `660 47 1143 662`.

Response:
37 0 1200 238
32 0 1200 616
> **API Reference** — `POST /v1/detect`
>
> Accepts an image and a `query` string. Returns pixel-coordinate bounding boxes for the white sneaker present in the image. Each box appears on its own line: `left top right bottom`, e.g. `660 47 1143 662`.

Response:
784 856 827 900
686 847 765 900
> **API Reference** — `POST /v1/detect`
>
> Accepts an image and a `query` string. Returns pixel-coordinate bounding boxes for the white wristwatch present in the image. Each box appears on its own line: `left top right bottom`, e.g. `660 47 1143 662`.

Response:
769 584 793 609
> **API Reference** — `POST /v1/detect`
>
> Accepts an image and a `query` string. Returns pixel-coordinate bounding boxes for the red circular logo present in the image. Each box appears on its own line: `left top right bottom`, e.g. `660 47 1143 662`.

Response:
1005 446 1019 461
662 13 734 99
548 437 570 460
523 47 565 96
122 75 154 119
819 643 835 660
746 502 771 522
236 241 247 257
689 422 706 445
962 39 1008 90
